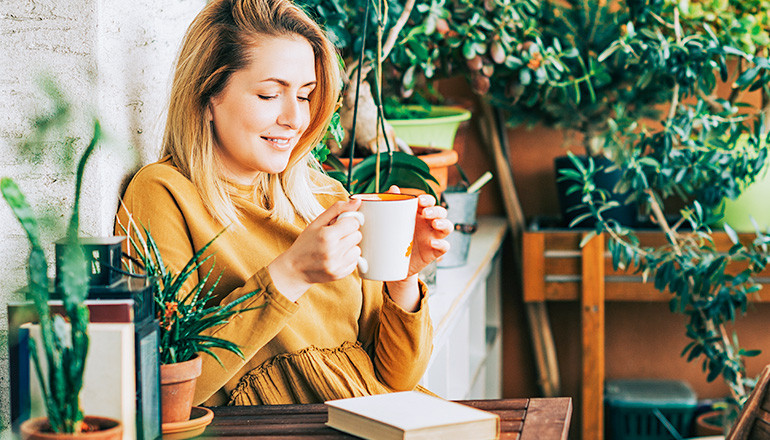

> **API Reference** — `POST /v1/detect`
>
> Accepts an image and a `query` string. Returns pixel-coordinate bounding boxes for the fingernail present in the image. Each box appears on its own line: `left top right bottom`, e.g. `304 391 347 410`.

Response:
423 208 433 216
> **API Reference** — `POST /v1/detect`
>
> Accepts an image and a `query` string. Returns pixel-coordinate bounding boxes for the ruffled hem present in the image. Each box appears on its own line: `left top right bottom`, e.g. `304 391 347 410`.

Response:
228 341 393 405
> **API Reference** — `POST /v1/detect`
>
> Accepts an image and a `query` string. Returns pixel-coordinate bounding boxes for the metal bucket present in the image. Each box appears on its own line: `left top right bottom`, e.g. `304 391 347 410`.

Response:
438 190 479 268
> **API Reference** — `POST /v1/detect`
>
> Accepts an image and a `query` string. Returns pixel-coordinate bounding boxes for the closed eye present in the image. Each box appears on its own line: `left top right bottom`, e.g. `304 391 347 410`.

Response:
258 94 277 100
298 95 311 102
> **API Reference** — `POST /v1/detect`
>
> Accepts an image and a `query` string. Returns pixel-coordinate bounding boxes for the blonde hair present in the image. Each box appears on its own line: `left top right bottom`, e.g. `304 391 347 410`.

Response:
162 0 342 226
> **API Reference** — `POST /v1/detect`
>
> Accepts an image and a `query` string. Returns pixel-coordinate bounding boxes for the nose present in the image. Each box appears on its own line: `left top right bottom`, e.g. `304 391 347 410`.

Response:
277 97 303 130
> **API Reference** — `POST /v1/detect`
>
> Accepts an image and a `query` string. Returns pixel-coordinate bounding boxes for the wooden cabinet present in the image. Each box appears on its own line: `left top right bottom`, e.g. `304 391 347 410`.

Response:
419 216 508 400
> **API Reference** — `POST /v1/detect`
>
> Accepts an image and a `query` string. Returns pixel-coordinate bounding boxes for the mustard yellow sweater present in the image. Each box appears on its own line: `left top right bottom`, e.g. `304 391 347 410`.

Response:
117 159 433 406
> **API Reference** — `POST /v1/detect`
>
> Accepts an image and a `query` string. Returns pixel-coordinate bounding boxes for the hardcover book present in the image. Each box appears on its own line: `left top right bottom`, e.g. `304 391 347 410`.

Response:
325 391 500 440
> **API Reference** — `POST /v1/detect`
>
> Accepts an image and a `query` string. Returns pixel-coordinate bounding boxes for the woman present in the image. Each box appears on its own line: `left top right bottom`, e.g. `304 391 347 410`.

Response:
117 0 452 407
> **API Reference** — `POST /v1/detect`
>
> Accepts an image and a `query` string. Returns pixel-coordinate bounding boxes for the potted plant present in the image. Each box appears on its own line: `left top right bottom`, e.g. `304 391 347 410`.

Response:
299 0 445 198
300 0 550 194
117 221 264 426
560 0 770 432
2 80 122 439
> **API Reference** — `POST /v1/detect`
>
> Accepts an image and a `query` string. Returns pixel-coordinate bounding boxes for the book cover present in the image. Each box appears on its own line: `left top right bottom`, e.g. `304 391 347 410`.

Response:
325 391 500 440
9 325 31 425
8 299 134 324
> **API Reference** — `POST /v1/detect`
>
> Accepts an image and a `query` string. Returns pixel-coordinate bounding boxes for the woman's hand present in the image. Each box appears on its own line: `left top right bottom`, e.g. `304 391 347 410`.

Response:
384 186 452 311
403 189 452 277
267 198 363 301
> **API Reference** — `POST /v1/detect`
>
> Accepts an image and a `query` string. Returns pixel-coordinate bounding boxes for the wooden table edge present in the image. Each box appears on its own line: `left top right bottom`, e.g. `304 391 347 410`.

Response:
521 397 573 440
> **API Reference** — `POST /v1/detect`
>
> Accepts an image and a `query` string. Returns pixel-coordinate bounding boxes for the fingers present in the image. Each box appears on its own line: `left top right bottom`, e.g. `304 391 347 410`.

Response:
421 205 448 220
431 218 453 238
430 238 451 254
338 227 363 250
387 185 401 194
418 193 436 208
313 198 362 227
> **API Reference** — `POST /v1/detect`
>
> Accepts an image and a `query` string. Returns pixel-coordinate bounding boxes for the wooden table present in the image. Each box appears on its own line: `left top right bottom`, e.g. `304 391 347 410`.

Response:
202 397 572 439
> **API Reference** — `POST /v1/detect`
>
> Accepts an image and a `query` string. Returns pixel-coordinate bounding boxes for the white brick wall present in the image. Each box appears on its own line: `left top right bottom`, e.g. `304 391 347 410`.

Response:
0 0 205 428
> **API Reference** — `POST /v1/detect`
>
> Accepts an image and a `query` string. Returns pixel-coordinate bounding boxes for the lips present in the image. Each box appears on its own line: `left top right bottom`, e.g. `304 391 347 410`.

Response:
262 136 293 150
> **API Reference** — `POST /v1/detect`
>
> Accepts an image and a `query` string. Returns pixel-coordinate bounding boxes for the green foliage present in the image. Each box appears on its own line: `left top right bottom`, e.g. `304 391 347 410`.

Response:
313 112 344 165
502 0 770 155
300 0 569 105
324 151 439 198
674 0 770 56
306 0 440 199
501 0 673 147
388 0 568 100
119 223 264 365
563 140 770 407
1 80 100 433
556 0 770 402
19 77 80 169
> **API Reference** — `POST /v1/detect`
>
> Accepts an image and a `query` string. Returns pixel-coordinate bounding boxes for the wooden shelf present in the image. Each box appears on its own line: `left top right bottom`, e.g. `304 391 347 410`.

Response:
524 229 770 303
522 228 770 440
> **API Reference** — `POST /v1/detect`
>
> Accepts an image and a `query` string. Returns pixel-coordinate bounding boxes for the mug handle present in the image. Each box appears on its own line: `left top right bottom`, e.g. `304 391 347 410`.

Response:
337 211 368 274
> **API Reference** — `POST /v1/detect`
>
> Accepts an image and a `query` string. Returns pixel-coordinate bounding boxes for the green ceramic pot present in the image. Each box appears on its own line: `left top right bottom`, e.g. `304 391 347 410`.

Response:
719 167 770 233
388 106 471 150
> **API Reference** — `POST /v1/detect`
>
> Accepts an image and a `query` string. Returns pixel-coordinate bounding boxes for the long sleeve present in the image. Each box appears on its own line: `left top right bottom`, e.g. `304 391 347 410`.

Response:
358 280 433 391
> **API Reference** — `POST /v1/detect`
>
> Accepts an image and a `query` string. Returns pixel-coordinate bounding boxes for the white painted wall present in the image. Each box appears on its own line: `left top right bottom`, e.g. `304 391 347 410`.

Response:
0 0 206 427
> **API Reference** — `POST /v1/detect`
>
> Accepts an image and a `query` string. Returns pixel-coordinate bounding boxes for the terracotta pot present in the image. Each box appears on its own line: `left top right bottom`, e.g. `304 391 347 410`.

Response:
160 356 202 424
332 147 459 196
20 416 122 440
412 147 459 195
694 410 724 436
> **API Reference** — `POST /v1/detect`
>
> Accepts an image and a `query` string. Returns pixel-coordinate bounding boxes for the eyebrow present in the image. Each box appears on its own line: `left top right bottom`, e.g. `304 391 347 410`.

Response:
261 78 317 88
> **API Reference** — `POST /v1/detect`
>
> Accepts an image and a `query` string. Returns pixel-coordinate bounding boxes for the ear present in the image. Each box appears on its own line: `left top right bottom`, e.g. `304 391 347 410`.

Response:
205 102 214 122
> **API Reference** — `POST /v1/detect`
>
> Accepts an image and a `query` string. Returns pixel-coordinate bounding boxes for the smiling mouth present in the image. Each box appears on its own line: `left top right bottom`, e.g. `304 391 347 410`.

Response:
263 137 292 147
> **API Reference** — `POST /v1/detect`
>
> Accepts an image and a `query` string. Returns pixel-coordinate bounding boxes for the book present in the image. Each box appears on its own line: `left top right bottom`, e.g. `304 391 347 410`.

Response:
8 299 135 324
9 325 31 425
325 391 500 440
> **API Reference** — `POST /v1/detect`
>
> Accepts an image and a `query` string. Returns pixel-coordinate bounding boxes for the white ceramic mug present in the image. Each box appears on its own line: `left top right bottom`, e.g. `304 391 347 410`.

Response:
338 193 418 281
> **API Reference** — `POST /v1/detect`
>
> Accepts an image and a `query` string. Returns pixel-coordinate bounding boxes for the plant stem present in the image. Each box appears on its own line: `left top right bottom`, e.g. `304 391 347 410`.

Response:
375 0 384 192
645 188 680 250
647 188 747 403
347 0 370 191
719 322 746 401
344 0 416 82
664 9 682 125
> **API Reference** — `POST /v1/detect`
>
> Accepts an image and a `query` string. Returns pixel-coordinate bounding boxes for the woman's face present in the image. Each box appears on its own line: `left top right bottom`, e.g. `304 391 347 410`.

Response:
209 35 317 184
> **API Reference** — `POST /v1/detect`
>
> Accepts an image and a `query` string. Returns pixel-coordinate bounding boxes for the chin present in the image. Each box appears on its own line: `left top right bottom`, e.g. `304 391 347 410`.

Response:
262 160 291 175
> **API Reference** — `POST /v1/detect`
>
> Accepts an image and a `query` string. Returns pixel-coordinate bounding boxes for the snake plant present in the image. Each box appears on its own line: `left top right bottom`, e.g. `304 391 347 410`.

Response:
1 118 100 433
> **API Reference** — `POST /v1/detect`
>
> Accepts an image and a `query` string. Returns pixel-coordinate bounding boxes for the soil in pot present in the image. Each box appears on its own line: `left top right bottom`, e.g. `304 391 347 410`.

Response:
20 416 123 440
161 355 203 424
